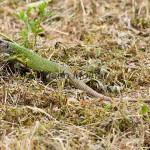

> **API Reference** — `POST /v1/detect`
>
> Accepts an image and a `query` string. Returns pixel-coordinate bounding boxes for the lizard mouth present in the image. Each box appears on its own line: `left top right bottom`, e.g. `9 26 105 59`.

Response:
0 39 9 43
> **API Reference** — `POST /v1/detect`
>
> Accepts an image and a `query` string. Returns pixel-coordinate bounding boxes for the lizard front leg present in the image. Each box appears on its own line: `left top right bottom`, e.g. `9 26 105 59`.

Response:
6 55 18 62
7 54 29 68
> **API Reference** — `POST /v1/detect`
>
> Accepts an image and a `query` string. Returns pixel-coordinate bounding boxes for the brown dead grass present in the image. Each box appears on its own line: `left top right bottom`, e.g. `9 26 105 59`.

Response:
0 0 150 149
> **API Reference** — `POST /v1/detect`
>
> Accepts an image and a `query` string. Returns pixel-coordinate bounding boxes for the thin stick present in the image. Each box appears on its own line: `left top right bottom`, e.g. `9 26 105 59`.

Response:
0 33 16 43
80 0 87 26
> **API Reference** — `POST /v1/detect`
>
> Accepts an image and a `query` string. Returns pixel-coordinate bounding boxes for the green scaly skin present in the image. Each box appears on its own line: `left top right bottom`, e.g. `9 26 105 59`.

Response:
6 41 66 74
0 39 150 103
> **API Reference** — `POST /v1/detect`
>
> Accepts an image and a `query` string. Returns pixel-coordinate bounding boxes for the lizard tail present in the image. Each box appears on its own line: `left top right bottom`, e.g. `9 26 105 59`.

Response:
68 74 150 103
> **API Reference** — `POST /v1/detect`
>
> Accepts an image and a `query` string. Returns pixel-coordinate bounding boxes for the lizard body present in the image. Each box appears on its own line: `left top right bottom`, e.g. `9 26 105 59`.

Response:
0 39 149 102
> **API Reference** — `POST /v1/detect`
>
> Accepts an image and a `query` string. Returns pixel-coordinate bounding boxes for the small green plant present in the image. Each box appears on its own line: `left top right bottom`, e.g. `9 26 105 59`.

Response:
140 106 150 123
102 104 111 113
14 3 52 48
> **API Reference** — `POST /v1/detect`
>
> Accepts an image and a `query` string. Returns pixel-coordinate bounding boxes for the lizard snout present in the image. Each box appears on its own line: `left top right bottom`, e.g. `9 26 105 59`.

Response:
0 39 12 54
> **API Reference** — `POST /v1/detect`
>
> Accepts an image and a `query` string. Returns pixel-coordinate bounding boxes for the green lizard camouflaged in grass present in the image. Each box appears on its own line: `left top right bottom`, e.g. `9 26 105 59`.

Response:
0 39 150 102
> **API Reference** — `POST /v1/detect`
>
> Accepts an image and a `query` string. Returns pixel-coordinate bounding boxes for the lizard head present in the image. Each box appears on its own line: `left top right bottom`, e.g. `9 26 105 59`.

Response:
0 39 14 54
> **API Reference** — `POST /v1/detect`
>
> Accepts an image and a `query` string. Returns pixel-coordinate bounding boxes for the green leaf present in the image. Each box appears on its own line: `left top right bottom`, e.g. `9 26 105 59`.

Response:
31 20 40 26
35 29 44 36
14 13 21 19
33 7 37 13
103 104 111 113
19 10 25 20
26 7 31 16
31 26 36 33
46 10 52 16
140 106 148 115
38 3 46 10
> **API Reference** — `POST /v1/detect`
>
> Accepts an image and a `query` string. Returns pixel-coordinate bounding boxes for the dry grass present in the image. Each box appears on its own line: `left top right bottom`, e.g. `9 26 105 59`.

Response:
0 0 150 149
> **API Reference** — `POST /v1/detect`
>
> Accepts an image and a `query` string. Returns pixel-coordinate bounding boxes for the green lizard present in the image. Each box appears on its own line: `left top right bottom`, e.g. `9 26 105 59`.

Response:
0 39 149 102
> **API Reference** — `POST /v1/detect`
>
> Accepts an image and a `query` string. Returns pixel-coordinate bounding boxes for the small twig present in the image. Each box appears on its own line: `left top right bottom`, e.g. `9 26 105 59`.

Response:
80 0 87 26
48 28 69 36
23 106 55 120
0 33 16 43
